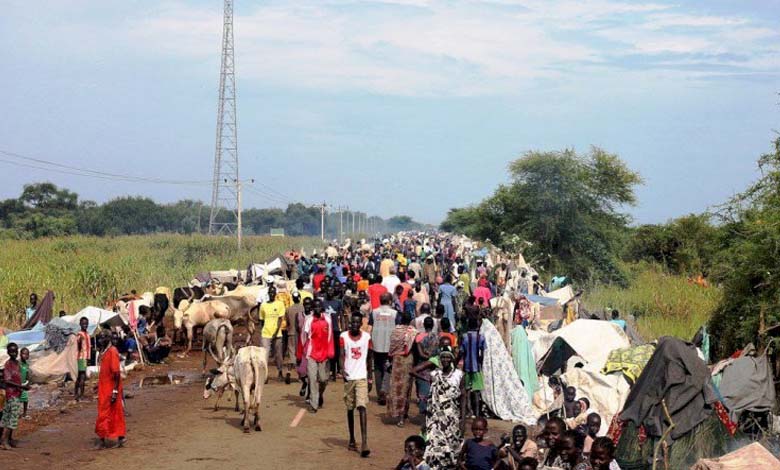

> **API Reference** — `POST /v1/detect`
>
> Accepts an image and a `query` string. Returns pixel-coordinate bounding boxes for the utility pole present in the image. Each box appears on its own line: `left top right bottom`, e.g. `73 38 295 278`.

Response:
338 205 345 243
315 202 328 241
351 210 355 235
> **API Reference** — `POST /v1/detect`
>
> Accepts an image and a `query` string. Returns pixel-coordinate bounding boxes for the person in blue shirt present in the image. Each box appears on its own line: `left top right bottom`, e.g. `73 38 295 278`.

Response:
609 309 626 331
460 317 486 418
25 293 38 321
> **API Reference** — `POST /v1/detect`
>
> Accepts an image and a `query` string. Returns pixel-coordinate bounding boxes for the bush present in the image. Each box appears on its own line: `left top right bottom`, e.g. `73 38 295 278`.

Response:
584 263 721 340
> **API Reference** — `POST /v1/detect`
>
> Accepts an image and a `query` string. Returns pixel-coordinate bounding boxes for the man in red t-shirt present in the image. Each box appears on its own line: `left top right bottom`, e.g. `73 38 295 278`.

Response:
367 274 388 310
306 303 334 413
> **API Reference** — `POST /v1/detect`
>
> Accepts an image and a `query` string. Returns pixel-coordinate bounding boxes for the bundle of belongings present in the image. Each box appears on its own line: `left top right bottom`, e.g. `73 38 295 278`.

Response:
690 442 780 469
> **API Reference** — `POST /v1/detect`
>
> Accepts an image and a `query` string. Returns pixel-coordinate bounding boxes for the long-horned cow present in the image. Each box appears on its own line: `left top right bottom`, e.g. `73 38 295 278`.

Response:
203 346 268 432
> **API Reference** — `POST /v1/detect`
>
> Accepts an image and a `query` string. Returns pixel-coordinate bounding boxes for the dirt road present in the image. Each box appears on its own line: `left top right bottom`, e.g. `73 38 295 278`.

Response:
3 355 515 470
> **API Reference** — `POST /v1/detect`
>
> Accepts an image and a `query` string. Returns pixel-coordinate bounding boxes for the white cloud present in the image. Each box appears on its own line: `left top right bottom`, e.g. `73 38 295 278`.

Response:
7 0 780 95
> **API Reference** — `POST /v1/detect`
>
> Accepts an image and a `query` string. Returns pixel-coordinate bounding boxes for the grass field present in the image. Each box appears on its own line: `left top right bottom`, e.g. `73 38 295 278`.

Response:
0 234 322 329
583 263 722 341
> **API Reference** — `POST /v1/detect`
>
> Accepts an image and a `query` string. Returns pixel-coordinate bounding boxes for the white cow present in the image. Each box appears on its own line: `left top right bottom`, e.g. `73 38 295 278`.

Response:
202 318 235 372
203 346 268 432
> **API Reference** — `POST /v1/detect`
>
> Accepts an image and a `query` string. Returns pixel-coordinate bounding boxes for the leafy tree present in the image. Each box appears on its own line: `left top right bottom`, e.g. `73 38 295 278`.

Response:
19 182 78 213
709 136 780 355
441 147 642 284
625 214 722 275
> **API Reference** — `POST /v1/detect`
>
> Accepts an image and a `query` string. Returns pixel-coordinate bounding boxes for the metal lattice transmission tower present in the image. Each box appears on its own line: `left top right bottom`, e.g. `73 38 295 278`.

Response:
209 0 239 236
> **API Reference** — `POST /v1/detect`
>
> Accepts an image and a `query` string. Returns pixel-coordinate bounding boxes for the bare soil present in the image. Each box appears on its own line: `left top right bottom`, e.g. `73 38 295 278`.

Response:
2 352 517 470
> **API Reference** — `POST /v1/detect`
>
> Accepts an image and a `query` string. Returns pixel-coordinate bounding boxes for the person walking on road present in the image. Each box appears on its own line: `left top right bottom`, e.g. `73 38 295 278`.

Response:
340 314 372 457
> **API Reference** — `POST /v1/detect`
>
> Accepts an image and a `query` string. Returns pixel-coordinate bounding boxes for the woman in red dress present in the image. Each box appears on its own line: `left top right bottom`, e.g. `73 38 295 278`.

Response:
94 332 126 449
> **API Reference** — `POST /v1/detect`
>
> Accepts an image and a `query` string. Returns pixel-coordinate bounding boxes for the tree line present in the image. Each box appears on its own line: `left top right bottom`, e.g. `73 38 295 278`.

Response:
0 183 427 239
440 136 780 355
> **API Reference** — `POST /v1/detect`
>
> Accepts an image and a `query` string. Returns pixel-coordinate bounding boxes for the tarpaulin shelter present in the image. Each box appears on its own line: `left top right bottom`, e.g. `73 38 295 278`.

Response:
616 337 726 469
536 320 630 375
621 336 717 441
717 351 776 422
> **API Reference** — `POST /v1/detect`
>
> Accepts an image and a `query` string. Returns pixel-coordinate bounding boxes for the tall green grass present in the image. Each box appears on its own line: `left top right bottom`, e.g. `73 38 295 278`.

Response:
584 263 721 340
0 234 321 329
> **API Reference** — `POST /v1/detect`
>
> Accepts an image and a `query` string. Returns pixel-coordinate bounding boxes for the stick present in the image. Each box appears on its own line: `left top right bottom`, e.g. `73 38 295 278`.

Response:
132 328 146 367
652 400 675 470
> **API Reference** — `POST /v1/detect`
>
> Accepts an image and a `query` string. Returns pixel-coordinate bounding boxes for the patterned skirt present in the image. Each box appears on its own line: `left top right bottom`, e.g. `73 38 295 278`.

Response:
387 353 414 418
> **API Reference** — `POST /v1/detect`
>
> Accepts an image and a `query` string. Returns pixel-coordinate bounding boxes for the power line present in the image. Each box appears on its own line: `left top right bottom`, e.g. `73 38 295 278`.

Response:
0 149 212 186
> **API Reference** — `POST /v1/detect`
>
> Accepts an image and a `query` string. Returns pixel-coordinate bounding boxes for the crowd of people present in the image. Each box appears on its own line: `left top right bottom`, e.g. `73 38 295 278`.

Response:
1 232 622 468
250 233 621 469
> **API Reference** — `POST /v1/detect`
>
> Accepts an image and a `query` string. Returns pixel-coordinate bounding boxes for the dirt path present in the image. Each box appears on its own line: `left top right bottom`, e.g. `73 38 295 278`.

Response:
3 355 516 470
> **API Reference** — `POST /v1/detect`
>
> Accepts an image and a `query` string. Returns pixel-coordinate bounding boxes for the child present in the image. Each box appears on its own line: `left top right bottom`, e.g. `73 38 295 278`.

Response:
497 424 539 468
439 318 458 348
0 343 31 449
460 317 485 418
562 386 579 418
395 435 430 470
589 437 620 470
458 417 497 470
75 316 90 401
19 347 30 419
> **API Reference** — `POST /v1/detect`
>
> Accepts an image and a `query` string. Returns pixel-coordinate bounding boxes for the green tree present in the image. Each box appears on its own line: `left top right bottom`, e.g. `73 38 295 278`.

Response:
625 214 722 275
709 136 780 355
441 147 642 284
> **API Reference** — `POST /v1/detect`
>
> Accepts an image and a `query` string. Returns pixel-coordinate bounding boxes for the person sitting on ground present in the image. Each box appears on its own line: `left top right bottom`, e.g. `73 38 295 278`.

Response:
458 416 497 470
395 435 430 470
497 424 539 468
118 325 139 365
609 310 626 331
552 430 591 470
589 437 620 470
144 325 172 364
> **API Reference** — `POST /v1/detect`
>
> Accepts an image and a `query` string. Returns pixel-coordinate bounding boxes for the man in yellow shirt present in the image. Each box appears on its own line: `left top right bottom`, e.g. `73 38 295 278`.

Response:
260 286 286 381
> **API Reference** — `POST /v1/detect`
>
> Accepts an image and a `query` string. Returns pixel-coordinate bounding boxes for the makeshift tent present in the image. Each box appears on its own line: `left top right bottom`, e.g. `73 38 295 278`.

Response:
691 442 780 470
560 367 630 435
28 334 78 384
480 321 537 425
717 352 776 422
620 336 717 442
62 306 125 335
536 320 630 375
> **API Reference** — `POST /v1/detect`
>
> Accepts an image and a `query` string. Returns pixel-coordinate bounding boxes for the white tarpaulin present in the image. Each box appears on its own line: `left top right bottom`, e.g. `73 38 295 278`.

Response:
562 368 630 434
536 320 630 374
63 306 124 335
545 285 575 305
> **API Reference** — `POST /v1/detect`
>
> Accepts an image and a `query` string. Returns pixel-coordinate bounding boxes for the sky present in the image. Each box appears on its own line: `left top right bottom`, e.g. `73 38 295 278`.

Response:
0 0 778 225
